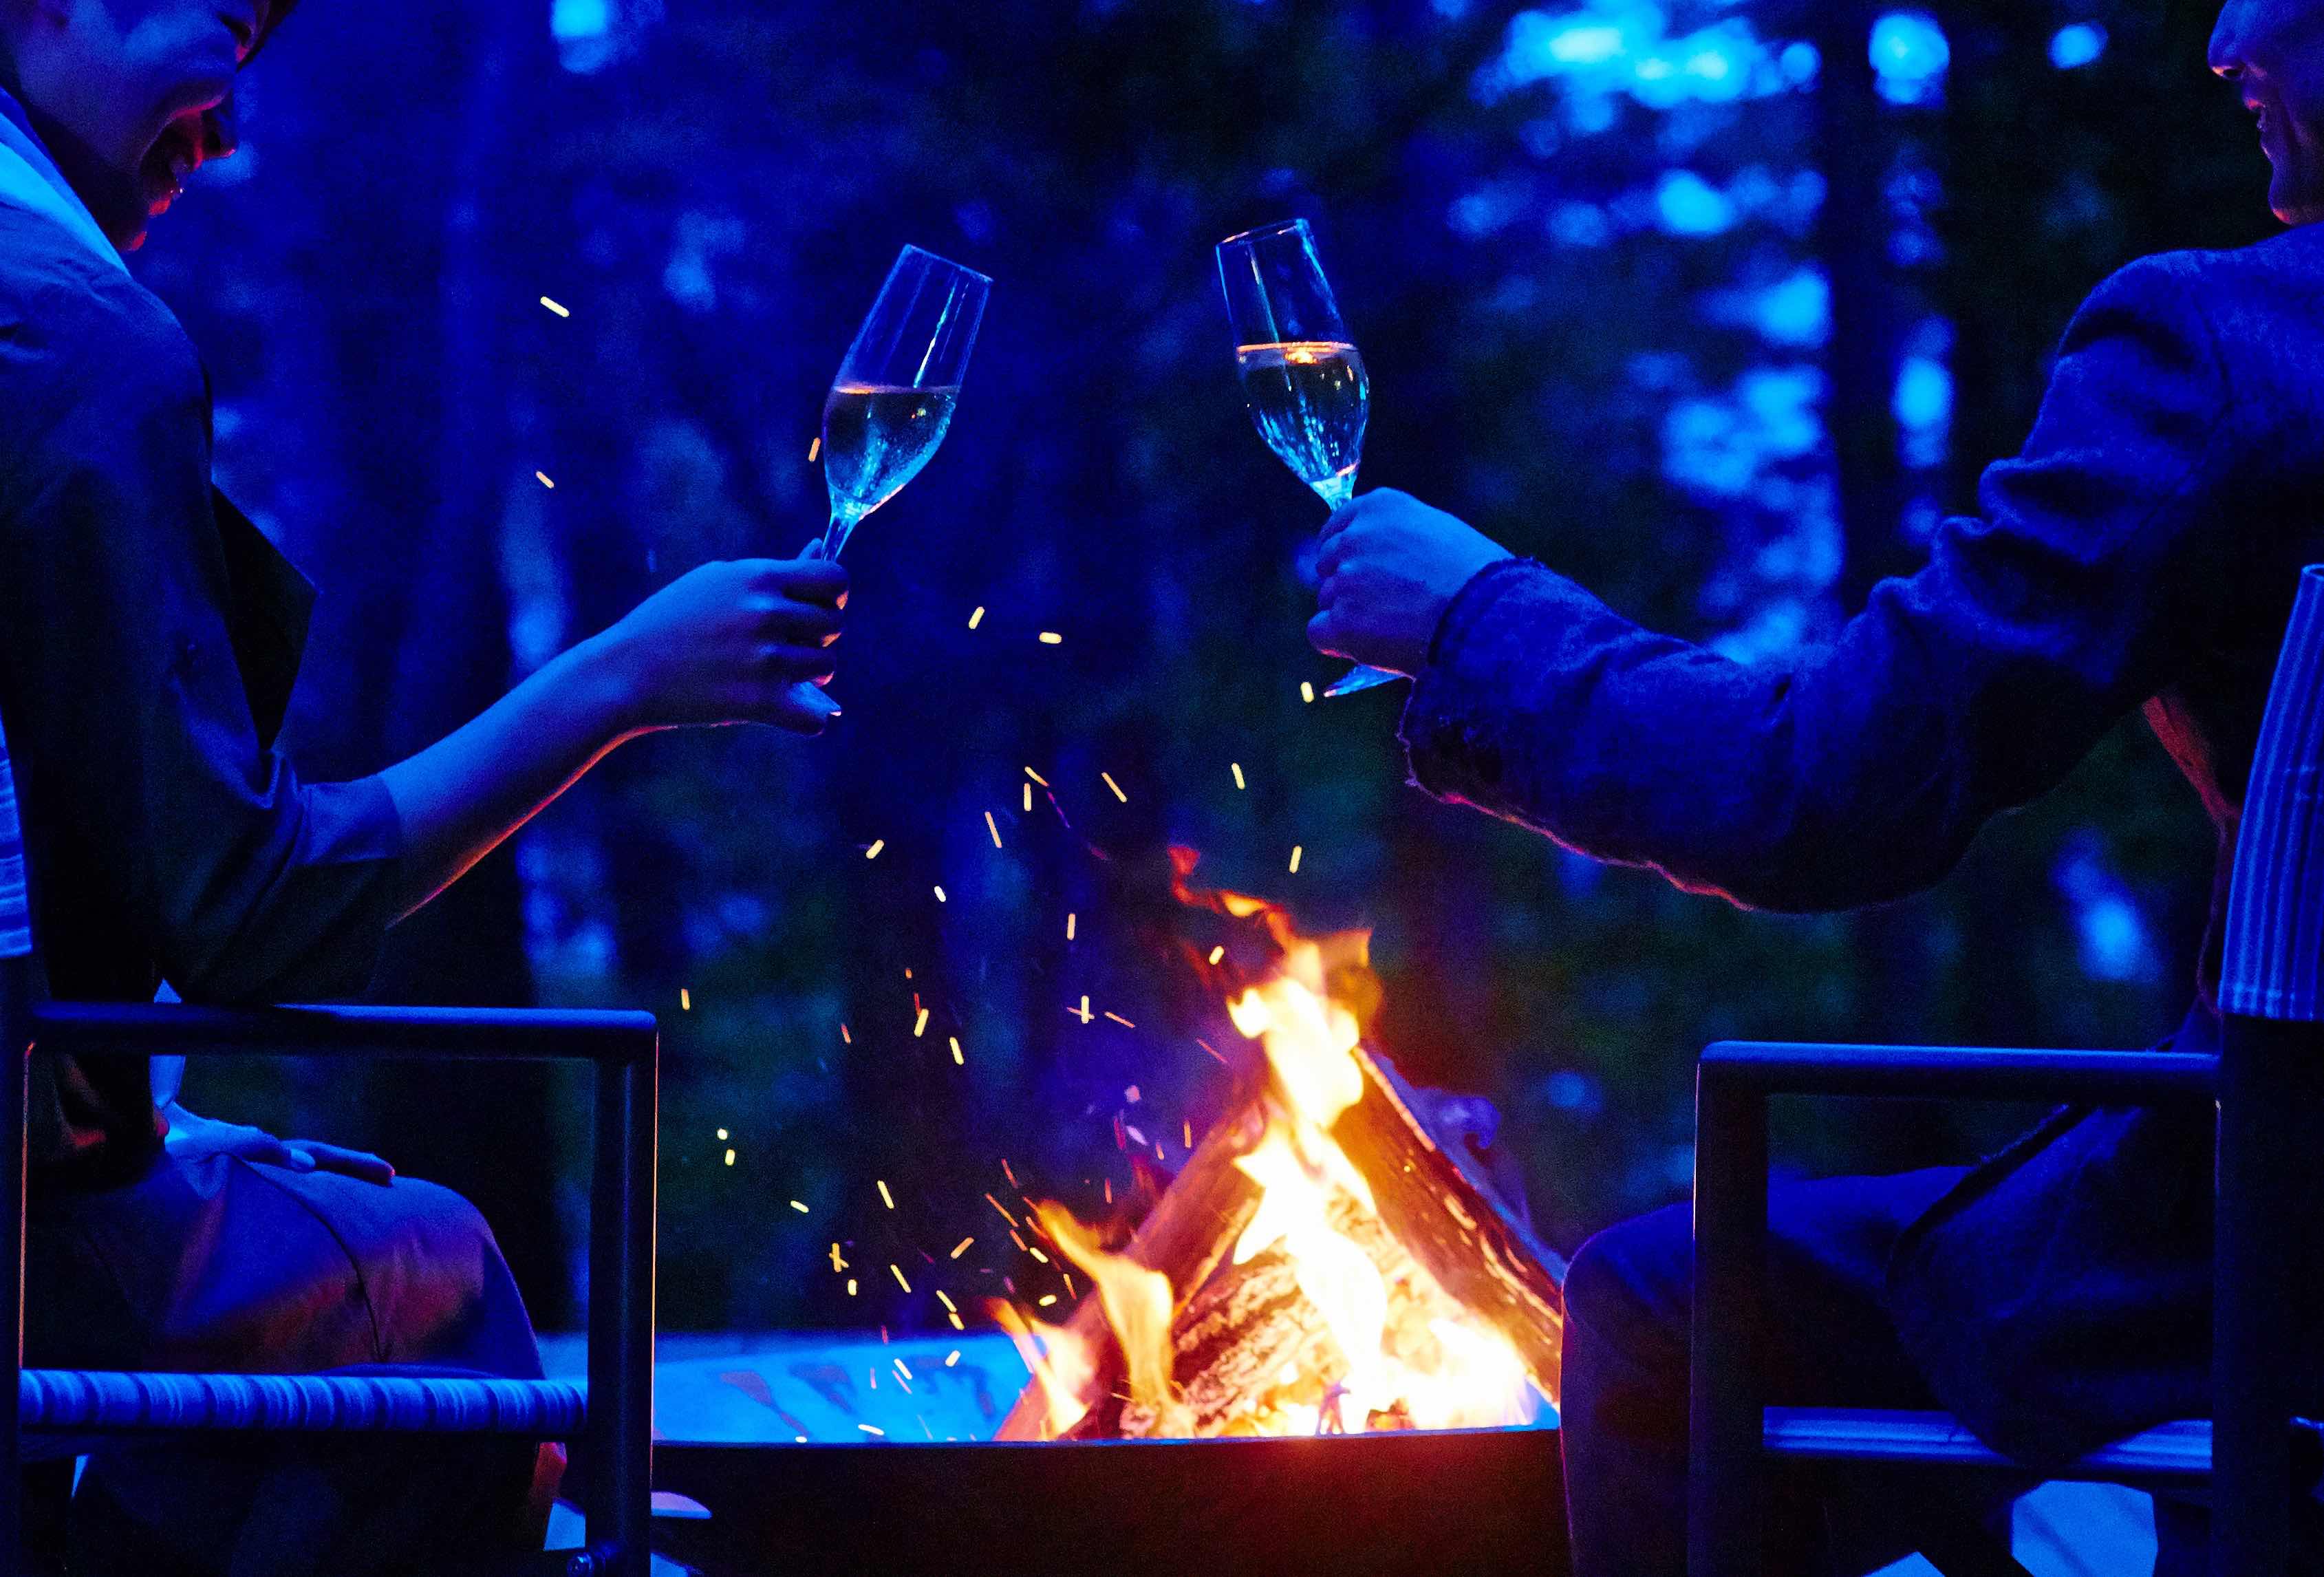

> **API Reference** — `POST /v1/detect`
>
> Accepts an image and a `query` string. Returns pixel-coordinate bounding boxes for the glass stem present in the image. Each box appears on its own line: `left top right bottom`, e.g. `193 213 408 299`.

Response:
819 508 857 561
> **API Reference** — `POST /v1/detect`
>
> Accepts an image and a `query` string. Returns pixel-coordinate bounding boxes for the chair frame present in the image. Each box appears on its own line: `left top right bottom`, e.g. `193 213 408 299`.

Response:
0 968 660 1577
1686 1036 2286 1575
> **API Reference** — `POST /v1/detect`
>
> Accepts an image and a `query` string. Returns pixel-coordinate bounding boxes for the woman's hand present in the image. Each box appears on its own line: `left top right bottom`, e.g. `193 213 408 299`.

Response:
162 1104 396 1186
594 550 850 737
1309 490 1515 678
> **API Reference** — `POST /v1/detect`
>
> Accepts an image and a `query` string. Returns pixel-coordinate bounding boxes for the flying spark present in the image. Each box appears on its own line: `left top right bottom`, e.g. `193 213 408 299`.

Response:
891 1264 912 1292
1289 845 1304 874
914 1007 930 1038
859 1424 884 1436
985 811 1003 848
877 1180 895 1210
847 1278 857 1296
808 436 822 463
949 1036 965 1065
865 840 885 860
1038 632 1063 645
830 1243 847 1271
535 471 556 489
539 296 570 317
1104 1011 1135 1029
1022 783 1032 813
1301 681 1316 704
1023 767 1049 787
1066 913 1076 941
680 988 691 1011
933 886 947 903
1231 762 1246 790
716 1127 728 1141
724 1149 735 1166
968 606 985 629
1207 945 1225 965
945 1351 960 1366
1038 1294 1057 1307
1101 772 1128 803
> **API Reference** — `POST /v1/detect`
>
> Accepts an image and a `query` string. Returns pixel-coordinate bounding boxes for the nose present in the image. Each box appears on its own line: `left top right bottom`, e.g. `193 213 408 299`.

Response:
200 93 238 162
2211 0 2257 78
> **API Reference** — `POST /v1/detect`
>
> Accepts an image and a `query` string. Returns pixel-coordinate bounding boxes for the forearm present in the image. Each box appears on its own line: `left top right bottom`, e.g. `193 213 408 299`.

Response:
375 632 636 919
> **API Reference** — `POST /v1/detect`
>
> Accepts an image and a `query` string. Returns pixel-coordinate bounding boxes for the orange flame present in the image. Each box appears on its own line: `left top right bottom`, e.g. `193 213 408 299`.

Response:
1013 853 1547 1438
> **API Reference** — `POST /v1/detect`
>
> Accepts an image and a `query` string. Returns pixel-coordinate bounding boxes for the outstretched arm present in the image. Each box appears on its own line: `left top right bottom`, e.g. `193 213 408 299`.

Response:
1312 253 2248 912
378 554 846 918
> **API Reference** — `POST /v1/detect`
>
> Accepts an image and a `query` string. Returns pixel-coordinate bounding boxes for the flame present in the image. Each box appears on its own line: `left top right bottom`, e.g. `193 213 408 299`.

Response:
1012 857 1545 1439
1035 1202 1186 1435
990 1300 1098 1440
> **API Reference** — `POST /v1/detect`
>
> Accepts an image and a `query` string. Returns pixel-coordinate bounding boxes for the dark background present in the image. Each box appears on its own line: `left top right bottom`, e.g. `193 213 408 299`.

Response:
153 0 2274 1336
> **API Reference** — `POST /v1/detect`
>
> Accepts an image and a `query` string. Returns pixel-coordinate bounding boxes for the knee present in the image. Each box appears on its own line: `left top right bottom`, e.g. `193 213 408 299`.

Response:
319 1174 535 1368
1566 1202 1692 1338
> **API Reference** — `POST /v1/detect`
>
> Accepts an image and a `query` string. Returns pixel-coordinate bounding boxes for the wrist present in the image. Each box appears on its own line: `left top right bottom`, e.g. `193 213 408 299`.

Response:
555 627 649 747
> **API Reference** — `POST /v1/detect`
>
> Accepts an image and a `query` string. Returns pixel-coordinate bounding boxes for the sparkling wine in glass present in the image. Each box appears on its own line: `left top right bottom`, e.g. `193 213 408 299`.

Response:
819 245 991 559
1216 218 1399 697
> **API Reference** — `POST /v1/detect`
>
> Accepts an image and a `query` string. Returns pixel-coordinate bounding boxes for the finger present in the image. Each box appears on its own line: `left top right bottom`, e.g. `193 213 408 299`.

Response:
762 680 841 736
798 535 828 561
1319 491 1373 541
1306 608 1348 661
233 1132 301 1168
760 643 839 683
289 1143 396 1186
759 601 841 645
783 560 850 607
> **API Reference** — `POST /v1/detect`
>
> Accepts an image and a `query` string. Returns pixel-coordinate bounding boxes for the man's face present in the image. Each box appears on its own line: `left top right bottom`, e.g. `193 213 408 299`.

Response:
6 0 263 248
2213 0 2324 226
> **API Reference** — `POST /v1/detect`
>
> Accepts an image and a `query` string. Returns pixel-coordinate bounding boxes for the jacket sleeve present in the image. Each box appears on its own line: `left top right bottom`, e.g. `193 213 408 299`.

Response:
0 262 402 1002
1397 253 2245 913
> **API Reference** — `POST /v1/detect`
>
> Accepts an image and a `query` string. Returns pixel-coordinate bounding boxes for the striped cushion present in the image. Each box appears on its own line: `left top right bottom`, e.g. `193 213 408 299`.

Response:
0 711 26 961
19 1370 588 1437
2222 564 2324 1021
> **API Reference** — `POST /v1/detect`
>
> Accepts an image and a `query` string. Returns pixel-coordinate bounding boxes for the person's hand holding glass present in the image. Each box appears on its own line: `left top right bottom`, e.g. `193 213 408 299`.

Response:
1216 218 1399 697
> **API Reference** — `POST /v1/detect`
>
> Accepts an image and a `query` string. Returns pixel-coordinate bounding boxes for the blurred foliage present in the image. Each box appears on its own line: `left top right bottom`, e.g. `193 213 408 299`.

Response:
147 0 2272 1334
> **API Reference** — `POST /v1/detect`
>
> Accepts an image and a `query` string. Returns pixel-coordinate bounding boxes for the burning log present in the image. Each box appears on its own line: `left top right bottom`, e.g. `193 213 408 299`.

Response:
998 879 1565 1441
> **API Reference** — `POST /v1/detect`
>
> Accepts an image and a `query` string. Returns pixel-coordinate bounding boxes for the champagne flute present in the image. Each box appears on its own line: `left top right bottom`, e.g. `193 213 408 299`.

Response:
819 246 991 559
1216 218 1398 697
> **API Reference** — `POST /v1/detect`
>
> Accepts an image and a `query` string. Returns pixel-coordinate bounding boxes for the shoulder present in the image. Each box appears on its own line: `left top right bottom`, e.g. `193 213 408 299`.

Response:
0 204 202 413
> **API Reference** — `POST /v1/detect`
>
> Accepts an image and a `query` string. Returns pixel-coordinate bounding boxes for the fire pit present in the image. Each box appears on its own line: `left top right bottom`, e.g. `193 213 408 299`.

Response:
653 1422 1567 1576
647 854 1571 1573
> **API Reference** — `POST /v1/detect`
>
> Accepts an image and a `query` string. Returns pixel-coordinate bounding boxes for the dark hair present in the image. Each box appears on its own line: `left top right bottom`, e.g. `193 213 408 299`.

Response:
241 0 302 67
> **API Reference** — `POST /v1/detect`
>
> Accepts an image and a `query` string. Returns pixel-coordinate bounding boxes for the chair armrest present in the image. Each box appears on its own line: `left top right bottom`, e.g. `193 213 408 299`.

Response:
1699 1040 2214 1104
30 1002 656 1064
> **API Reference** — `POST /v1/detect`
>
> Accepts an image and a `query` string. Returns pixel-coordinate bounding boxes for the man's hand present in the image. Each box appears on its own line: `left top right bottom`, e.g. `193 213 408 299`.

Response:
163 1105 396 1186
1309 489 1516 677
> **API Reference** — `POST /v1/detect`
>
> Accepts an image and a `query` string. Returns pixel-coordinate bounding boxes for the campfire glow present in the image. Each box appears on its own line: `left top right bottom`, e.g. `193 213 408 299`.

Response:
996 868 1556 1441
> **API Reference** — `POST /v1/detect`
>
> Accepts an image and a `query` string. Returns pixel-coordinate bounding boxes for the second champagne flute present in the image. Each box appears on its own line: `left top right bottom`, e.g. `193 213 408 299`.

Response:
1216 217 1399 697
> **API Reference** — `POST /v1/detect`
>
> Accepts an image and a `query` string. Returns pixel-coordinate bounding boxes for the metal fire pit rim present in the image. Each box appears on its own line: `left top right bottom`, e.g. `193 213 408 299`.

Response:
655 1417 1555 1454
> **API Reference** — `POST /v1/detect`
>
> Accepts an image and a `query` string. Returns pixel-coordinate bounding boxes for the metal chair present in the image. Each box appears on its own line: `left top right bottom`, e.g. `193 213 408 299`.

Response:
0 708 659 1576
1688 564 2324 1577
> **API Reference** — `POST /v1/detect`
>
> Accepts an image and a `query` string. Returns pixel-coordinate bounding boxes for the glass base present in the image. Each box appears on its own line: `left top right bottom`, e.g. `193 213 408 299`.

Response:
1324 663 1406 697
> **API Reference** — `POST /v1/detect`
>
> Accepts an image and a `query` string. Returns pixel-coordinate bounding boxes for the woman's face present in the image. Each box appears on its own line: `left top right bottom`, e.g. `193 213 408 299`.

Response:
2213 0 2324 226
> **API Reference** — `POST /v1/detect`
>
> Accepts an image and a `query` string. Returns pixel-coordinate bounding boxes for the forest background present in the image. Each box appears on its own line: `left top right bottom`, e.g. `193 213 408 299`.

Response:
162 0 2272 1335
